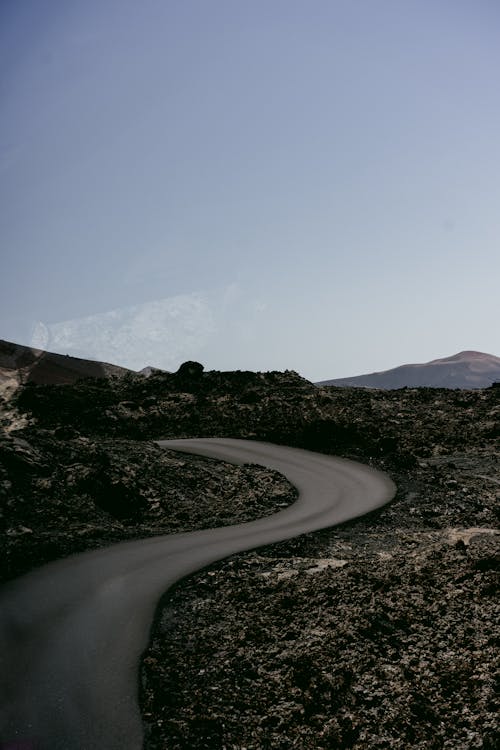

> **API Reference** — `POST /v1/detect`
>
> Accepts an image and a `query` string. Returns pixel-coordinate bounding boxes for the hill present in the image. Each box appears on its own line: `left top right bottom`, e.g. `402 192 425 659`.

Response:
318 350 500 389
0 338 131 386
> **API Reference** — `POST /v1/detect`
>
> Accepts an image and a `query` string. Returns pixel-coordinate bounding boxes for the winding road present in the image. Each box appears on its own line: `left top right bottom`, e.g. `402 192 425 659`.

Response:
0 439 396 749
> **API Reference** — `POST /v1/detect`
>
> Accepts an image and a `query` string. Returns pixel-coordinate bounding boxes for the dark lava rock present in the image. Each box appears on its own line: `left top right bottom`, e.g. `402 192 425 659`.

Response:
141 532 499 750
2 367 499 748
176 361 204 379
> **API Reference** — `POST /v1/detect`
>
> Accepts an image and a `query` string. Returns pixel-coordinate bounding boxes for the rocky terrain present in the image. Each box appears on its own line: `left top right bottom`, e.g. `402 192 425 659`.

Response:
1 359 498 748
318 350 500 390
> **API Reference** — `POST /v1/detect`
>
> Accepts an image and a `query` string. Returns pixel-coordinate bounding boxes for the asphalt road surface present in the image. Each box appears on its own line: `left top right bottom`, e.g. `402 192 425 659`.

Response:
0 439 396 749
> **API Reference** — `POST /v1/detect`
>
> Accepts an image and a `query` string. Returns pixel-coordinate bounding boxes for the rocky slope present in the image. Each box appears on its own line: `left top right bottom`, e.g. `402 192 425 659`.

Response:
318 350 500 390
1 363 499 748
0 338 130 386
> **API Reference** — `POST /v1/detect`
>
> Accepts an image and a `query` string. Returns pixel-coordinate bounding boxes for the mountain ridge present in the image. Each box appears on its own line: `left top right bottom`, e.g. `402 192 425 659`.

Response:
2 338 499 390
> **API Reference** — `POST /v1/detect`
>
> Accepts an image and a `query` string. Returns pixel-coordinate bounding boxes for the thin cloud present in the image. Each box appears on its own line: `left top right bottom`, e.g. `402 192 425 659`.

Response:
32 292 217 371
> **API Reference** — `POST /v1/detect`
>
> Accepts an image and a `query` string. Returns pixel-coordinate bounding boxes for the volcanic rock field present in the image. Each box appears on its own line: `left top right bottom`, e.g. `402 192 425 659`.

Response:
1 363 498 749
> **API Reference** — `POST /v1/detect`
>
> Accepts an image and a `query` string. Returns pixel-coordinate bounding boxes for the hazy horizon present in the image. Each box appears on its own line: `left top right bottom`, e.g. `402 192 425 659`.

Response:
2 2 499 381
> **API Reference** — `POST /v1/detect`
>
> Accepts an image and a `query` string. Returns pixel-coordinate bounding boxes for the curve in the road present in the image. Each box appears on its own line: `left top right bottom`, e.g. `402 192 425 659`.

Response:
0 439 396 750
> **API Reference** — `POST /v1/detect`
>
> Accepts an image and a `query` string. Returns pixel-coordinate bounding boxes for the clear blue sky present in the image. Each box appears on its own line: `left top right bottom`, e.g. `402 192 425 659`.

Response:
1 0 499 380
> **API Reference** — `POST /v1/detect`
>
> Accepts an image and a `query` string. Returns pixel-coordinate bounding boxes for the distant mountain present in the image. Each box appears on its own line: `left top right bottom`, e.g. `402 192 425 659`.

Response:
0 339 131 386
317 351 500 389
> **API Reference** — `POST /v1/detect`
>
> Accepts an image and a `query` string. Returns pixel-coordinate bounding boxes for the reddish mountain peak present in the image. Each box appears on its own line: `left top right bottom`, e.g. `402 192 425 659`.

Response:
428 351 500 365
318 349 500 389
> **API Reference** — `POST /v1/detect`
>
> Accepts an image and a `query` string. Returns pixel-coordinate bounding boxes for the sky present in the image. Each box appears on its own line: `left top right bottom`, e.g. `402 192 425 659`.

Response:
1 0 499 381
